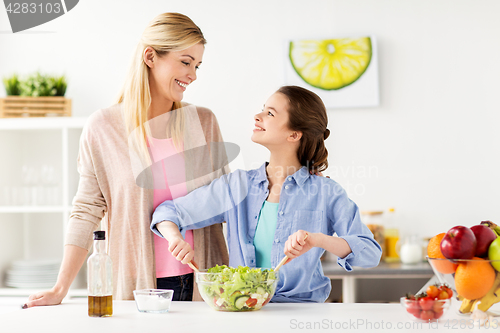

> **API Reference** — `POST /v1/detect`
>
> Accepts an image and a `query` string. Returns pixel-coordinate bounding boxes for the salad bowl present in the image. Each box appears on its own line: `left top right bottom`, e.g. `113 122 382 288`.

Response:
195 265 279 311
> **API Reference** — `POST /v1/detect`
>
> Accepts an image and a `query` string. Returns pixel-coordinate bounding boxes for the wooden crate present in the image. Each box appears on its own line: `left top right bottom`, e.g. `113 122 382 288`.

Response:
0 96 72 118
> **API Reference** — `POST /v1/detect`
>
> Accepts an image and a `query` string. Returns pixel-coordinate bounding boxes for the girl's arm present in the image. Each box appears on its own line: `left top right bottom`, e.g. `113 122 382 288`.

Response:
284 230 352 260
151 169 248 237
151 170 249 265
156 221 194 264
284 186 382 268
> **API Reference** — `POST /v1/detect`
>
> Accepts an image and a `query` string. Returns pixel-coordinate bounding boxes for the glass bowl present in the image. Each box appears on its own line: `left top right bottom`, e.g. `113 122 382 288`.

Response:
195 269 279 311
401 296 451 322
427 257 500 316
133 289 174 313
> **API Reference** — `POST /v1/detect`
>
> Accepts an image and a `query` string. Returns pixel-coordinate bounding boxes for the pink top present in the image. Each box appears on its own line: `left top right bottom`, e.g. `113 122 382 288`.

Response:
148 137 193 278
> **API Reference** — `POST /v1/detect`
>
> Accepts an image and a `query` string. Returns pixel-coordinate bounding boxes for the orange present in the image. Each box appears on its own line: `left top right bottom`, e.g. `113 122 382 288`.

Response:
427 233 458 274
455 257 496 300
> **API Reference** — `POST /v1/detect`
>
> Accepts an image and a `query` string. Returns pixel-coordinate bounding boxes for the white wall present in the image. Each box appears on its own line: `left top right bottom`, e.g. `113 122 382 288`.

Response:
1 0 499 240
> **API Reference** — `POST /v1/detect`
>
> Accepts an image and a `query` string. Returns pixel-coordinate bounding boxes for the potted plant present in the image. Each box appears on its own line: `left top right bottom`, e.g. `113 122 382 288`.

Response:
0 72 71 118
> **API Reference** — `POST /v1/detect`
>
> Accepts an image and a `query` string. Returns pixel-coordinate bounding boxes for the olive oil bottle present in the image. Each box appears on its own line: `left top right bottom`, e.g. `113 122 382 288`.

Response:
87 231 113 317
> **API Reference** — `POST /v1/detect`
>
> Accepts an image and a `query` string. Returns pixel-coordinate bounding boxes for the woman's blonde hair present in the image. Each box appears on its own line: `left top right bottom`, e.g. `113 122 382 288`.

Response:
118 12 206 162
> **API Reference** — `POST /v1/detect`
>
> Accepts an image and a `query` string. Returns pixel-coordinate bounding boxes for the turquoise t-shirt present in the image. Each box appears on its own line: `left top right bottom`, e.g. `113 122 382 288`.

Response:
253 201 279 268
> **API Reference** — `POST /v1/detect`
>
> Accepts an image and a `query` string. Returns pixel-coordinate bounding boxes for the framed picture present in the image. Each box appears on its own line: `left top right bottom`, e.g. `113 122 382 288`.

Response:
285 36 379 108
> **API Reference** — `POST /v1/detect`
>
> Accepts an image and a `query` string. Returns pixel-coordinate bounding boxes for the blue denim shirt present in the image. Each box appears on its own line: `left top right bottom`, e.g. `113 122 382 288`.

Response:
151 163 382 303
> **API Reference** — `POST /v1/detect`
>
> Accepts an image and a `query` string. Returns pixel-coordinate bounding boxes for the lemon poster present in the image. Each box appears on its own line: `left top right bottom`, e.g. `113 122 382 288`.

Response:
286 36 379 108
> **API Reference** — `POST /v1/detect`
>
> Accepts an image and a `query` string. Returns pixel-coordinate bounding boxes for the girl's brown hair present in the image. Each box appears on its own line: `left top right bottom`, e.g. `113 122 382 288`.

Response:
277 85 330 174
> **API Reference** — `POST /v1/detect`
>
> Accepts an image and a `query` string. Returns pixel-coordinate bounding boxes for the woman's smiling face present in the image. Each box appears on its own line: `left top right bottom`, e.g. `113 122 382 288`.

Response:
251 92 293 148
147 42 204 104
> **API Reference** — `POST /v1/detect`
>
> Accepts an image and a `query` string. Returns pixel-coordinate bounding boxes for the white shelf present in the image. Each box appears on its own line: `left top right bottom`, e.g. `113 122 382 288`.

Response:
0 288 87 298
0 206 72 213
0 117 87 130
0 119 87 296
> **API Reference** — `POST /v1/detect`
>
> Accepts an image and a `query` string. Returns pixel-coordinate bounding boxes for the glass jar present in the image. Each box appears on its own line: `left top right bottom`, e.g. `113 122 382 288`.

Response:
362 211 386 261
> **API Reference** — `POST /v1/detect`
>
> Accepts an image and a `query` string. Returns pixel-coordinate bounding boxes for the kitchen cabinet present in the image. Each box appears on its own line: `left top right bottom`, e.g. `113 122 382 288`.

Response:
323 261 434 303
0 117 87 297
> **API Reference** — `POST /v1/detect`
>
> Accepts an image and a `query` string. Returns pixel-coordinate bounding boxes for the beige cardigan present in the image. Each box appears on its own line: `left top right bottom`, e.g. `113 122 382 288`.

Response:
65 103 229 300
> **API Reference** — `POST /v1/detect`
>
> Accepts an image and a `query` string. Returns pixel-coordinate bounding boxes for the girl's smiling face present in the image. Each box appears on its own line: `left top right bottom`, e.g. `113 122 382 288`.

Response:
252 92 297 148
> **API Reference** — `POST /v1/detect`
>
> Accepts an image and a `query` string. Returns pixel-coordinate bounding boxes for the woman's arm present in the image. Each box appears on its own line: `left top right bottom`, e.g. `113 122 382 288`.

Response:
27 118 107 307
24 245 88 308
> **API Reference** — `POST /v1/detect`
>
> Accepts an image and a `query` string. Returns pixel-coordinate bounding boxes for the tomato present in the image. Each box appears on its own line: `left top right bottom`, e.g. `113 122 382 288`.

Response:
433 309 444 319
419 297 434 311
262 297 271 306
438 285 453 299
437 290 449 300
406 301 421 317
432 301 444 312
444 286 453 298
420 310 435 321
246 298 258 308
426 285 439 299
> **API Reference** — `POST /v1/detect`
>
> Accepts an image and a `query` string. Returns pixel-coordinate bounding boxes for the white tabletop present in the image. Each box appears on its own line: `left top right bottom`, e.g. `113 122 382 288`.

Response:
0 299 496 333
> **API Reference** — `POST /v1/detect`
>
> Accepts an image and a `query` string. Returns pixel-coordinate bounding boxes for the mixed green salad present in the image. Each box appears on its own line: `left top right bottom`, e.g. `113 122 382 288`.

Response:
197 265 278 311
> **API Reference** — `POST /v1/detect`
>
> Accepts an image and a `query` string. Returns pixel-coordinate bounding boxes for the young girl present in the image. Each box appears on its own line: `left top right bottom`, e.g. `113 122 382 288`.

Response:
151 85 382 303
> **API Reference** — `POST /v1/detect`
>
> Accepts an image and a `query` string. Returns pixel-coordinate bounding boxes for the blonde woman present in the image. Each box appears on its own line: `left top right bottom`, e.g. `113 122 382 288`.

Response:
25 13 229 307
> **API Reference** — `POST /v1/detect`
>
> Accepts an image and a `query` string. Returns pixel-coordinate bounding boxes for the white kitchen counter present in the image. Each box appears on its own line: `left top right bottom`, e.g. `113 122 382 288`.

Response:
0 299 496 333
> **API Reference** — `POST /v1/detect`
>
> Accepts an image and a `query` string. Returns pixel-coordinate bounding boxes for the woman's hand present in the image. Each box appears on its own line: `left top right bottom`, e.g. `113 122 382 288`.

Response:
24 244 87 308
167 236 194 264
284 230 315 264
24 287 66 308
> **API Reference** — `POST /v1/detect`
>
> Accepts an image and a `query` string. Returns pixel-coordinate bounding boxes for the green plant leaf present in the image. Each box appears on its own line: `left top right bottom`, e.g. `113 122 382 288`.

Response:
2 74 21 96
17 72 67 97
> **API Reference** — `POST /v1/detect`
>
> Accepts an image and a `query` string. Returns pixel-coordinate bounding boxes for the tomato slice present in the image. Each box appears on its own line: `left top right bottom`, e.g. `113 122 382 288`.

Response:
246 298 258 308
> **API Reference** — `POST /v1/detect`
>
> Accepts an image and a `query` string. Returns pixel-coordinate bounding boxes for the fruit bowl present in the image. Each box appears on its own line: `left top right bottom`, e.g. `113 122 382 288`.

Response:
428 257 500 316
401 296 451 322
195 265 278 312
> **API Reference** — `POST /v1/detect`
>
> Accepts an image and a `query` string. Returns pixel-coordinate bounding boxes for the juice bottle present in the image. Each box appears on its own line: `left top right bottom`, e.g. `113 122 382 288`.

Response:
384 208 400 263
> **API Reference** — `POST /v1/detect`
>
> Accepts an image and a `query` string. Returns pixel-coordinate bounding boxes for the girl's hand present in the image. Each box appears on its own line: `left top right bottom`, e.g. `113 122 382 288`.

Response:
157 221 194 265
284 230 314 263
168 236 194 264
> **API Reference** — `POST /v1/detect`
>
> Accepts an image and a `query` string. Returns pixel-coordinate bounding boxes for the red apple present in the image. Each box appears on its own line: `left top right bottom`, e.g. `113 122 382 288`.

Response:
470 224 497 257
440 226 477 259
